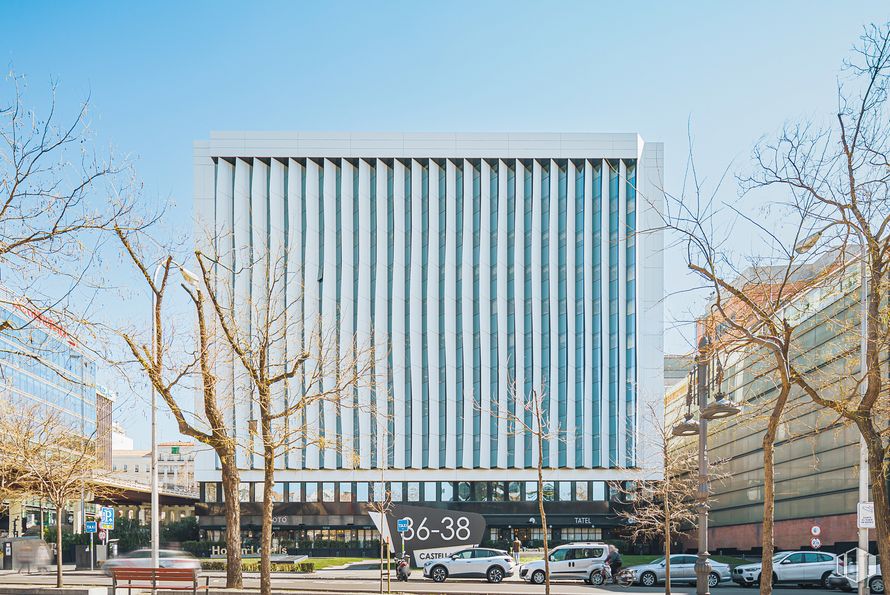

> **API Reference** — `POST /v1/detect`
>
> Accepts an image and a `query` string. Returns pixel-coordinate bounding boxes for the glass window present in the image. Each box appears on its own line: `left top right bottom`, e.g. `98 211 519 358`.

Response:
205 483 218 503
575 482 589 501
265 482 285 502
407 482 420 502
508 482 521 502
458 481 471 502
322 482 335 502
474 482 490 502
558 482 572 501
453 550 473 559
390 482 403 502
473 549 495 559
549 548 569 562
440 482 454 502
304 482 318 503
543 481 555 501
371 482 384 502
783 553 805 564
339 482 353 502
288 482 301 503
525 481 537 501
238 482 251 502
423 482 437 501
356 482 369 502
492 482 505 502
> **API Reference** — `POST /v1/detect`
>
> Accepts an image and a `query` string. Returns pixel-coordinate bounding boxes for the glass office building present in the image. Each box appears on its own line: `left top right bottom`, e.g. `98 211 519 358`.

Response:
193 133 664 548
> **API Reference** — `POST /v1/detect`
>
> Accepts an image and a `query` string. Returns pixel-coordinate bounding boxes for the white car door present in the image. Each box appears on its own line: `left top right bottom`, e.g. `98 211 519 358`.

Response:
777 552 806 582
672 555 696 580
547 548 573 581
449 549 475 577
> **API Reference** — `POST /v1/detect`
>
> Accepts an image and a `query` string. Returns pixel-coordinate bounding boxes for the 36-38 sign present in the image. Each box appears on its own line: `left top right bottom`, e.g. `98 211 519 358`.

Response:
399 515 473 542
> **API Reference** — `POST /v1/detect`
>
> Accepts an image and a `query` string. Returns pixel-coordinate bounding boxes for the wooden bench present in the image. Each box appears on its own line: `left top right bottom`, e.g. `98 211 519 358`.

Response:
110 567 209 595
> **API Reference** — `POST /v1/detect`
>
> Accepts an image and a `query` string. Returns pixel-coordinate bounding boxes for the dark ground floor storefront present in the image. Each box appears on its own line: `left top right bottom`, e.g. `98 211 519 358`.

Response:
195 500 625 557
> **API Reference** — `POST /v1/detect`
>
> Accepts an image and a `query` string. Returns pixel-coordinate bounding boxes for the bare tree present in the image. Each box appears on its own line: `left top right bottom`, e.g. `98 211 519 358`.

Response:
0 398 117 587
743 22 890 588
478 383 556 594
114 230 245 589
0 73 150 345
610 403 708 593
193 250 373 595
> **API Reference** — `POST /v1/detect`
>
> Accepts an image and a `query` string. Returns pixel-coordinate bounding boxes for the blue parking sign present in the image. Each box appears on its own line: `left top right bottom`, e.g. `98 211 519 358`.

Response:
85 521 97 534
99 506 115 530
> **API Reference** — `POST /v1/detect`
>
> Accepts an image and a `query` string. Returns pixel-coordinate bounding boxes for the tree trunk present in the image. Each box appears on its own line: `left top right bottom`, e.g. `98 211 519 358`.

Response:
220 453 243 589
536 412 550 595
260 387 275 595
55 504 63 588
866 430 889 590
664 495 671 595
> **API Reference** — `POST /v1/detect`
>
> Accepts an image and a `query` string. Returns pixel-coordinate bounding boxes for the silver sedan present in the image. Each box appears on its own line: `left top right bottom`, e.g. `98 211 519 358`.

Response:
101 549 201 576
625 554 731 588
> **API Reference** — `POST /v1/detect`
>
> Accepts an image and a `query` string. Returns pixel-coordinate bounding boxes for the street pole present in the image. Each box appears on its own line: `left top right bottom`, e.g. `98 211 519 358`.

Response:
858 250 869 595
150 264 162 571
694 339 712 595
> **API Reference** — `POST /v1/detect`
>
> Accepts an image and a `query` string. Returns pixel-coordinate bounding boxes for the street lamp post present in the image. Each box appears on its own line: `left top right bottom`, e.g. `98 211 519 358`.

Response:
150 262 200 570
674 334 741 595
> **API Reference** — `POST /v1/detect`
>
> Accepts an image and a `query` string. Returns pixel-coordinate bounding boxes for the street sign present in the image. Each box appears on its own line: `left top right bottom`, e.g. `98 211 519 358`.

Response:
811 525 821 536
811 537 822 549
99 506 115 530
858 501 876 529
85 521 97 534
397 518 410 533
98 529 107 541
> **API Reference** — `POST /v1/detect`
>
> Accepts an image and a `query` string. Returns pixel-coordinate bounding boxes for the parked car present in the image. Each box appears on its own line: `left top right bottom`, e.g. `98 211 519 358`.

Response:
519 542 609 585
101 549 201 576
422 547 515 583
826 561 883 593
625 554 731 588
732 551 837 588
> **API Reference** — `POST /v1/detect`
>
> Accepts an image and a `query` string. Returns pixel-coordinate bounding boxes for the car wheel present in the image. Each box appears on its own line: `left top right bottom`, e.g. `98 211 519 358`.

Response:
640 571 657 587
822 572 834 590
430 566 448 583
487 566 504 583
531 569 546 585
871 576 885 594
772 573 778 586
590 570 605 586
709 572 720 588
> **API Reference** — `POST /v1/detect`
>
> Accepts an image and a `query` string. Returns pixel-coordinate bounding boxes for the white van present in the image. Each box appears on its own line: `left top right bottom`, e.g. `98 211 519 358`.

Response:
519 542 610 585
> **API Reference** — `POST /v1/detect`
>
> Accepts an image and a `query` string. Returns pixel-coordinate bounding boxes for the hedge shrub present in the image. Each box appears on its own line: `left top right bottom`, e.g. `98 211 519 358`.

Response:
200 560 315 573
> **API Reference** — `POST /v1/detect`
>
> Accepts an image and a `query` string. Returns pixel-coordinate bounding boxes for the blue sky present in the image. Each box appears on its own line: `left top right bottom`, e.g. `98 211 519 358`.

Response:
6 1 888 446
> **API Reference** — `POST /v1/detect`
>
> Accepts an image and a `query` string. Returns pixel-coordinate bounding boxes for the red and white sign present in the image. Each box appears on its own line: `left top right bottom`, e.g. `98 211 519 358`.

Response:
811 537 822 549
811 526 821 536
98 530 107 542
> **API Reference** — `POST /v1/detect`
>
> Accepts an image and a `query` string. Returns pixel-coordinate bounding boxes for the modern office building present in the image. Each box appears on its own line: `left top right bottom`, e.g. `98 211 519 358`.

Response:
0 298 114 536
673 254 864 553
193 132 664 549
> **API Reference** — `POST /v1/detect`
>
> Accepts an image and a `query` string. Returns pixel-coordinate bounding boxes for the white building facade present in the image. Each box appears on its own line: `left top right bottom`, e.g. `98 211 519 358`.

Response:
193 133 664 547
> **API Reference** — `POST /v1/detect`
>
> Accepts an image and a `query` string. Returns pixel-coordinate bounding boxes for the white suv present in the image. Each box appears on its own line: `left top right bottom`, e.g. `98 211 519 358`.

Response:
519 543 609 585
732 551 837 588
423 547 515 583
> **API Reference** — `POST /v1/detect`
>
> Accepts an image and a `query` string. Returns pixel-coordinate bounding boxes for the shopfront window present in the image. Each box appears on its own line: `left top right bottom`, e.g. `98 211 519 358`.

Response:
508 482 521 502
492 482 506 501
474 482 489 501
525 481 537 501
543 481 555 501
575 481 589 501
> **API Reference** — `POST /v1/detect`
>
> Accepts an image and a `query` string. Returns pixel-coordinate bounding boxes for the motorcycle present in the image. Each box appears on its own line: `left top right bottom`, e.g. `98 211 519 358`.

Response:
396 554 411 582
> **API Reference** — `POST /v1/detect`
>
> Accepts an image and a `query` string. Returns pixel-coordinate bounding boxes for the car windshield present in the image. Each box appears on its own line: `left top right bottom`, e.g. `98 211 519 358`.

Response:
773 553 787 562
650 557 665 564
